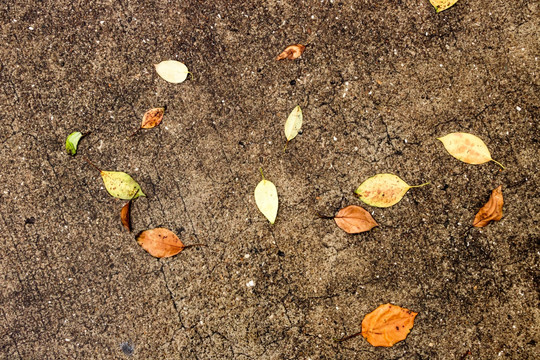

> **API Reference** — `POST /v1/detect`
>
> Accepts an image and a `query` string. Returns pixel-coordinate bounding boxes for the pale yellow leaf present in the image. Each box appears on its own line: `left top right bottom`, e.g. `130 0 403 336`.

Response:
154 60 190 84
254 171 278 224
284 106 303 142
438 133 504 168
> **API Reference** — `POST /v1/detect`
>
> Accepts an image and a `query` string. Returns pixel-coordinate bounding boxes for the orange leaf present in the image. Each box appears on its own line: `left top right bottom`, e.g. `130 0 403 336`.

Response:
334 205 378 234
361 304 417 347
141 107 165 129
120 200 131 232
137 228 185 258
473 185 503 227
276 44 306 60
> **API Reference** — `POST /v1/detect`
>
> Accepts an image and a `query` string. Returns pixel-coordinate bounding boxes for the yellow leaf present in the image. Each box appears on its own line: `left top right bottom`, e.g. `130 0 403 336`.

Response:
101 171 145 200
438 133 504 168
429 0 459 12
154 60 191 83
254 169 278 224
284 105 303 141
355 174 429 208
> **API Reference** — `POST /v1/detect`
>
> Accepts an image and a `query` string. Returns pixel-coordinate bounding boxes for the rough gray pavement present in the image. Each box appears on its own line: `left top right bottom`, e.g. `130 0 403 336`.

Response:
1 1 539 359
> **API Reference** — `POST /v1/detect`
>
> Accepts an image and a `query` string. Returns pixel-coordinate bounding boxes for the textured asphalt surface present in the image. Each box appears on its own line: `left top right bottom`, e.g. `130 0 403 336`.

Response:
1 1 538 359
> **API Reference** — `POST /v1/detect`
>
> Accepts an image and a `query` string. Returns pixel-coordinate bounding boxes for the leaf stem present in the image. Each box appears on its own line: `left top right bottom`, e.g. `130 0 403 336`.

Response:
259 167 265 180
283 140 289 153
130 127 141 137
83 156 102 172
182 244 207 250
491 159 505 169
334 331 362 342
316 212 334 220
409 182 430 188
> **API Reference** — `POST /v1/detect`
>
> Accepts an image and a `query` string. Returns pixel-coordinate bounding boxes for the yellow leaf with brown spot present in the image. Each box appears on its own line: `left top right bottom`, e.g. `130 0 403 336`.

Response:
438 133 504 168
429 0 459 12
355 174 429 208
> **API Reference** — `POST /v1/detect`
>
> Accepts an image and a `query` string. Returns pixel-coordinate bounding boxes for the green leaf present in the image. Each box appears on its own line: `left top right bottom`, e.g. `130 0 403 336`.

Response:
101 171 145 200
66 131 84 156
355 174 429 208
254 169 278 224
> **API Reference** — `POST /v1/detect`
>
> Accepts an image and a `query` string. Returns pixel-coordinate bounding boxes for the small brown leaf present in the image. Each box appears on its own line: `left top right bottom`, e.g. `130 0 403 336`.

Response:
137 228 185 258
362 304 417 347
334 205 378 234
141 107 165 129
276 44 306 60
120 200 131 232
473 185 503 227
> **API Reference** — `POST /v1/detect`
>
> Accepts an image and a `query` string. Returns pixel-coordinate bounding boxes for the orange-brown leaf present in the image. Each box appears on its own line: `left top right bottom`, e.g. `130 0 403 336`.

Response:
334 205 378 234
276 44 306 60
120 200 131 232
361 303 417 347
141 107 165 129
473 185 503 227
137 228 184 258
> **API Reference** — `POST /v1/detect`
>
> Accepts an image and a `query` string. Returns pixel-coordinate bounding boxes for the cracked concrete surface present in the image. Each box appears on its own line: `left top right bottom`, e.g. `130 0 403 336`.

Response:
1 0 539 359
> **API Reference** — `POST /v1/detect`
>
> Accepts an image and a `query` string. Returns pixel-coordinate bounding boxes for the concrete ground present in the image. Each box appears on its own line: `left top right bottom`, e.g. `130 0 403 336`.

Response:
1 0 538 359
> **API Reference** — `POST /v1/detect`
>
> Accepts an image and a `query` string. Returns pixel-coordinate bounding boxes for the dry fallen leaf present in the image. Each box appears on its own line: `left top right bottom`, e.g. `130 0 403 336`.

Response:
120 200 131 232
473 185 503 227
85 158 145 200
284 105 303 151
337 304 417 346
155 60 191 83
137 228 185 258
355 174 429 208
142 107 165 129
276 44 306 60
132 107 165 136
362 304 417 347
438 133 504 169
429 0 459 13
254 169 278 224
334 205 378 234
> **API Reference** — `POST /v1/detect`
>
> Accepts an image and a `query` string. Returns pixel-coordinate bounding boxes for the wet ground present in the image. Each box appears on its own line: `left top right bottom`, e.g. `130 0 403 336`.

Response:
1 0 538 359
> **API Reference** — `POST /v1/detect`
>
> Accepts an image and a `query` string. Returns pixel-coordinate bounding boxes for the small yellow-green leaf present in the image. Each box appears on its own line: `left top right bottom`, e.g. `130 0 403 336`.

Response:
355 174 429 208
284 106 303 142
437 133 504 168
101 171 145 200
429 0 459 12
254 170 278 224
154 60 190 84
66 131 84 156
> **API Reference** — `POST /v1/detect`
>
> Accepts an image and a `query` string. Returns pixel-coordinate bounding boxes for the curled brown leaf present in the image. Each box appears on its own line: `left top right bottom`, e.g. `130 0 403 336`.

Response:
276 44 306 60
334 205 378 234
120 200 131 232
473 185 503 227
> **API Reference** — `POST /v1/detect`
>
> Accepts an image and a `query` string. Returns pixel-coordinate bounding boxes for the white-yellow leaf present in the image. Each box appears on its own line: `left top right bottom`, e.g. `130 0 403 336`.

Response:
154 60 190 84
284 105 303 141
254 171 278 224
